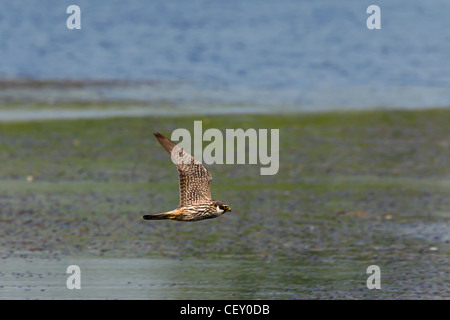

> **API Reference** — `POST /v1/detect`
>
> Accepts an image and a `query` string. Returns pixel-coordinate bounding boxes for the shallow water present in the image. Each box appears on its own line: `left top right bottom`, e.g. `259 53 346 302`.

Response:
1 250 448 300
0 104 284 122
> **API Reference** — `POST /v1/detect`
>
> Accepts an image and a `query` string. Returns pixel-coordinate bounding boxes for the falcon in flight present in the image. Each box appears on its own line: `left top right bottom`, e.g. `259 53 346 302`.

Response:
142 132 231 222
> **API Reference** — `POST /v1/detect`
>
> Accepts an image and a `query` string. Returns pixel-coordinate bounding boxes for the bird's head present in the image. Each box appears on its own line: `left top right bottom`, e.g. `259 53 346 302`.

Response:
213 201 231 214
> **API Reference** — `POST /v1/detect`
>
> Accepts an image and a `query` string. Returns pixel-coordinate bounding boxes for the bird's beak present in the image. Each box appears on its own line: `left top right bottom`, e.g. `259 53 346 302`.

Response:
226 206 231 212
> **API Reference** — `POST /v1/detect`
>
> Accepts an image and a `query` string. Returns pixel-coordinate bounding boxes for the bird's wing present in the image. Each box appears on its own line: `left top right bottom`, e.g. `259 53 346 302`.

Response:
154 132 212 207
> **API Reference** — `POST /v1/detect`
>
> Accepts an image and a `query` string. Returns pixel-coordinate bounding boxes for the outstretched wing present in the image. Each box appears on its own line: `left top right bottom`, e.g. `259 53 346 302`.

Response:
154 132 212 207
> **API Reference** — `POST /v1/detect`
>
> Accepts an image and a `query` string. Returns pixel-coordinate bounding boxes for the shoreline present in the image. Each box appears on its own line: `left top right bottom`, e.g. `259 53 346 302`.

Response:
1 79 450 117
0 105 449 122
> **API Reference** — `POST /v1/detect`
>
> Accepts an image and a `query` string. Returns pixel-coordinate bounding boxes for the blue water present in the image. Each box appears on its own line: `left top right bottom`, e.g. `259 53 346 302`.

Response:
1 0 450 110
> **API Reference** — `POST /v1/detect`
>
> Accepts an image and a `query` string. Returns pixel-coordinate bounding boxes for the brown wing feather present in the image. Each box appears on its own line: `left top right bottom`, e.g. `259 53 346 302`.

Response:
154 132 212 207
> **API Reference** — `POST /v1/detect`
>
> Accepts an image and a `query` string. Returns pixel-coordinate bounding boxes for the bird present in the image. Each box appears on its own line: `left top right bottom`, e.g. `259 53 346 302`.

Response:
142 132 231 222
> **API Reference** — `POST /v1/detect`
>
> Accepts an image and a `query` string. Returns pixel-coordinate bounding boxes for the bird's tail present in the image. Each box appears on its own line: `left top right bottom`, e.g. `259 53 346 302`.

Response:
142 213 173 220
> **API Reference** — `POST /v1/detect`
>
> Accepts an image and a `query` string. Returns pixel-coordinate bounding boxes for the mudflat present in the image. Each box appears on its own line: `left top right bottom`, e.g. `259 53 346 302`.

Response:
0 108 449 299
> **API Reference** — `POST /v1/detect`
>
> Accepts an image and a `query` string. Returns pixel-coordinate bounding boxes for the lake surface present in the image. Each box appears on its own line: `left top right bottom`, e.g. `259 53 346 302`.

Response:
1 0 450 110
